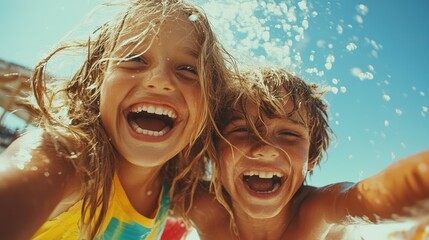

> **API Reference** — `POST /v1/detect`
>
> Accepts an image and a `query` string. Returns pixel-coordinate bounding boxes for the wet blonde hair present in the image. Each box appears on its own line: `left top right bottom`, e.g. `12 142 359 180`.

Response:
30 0 234 238
209 67 332 237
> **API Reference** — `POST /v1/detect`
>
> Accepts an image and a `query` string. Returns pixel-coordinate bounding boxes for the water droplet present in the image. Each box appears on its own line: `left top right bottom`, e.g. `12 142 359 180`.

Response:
395 109 403 116
383 94 391 102
188 14 198 22
418 163 428 173
70 152 78 159
356 4 369 15
346 42 357 52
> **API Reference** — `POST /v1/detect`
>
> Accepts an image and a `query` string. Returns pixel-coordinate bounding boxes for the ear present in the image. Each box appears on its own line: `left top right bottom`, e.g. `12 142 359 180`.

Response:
307 161 315 172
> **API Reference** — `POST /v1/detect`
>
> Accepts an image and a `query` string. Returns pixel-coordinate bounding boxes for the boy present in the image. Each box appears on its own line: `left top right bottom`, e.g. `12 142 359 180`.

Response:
188 67 429 239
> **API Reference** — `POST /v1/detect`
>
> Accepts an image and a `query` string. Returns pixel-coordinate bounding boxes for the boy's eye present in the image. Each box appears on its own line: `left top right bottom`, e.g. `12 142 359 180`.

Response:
231 126 249 133
224 124 253 137
279 130 300 138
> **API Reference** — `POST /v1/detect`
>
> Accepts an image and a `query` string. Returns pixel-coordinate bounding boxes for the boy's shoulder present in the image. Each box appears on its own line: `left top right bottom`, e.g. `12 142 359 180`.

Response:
293 183 355 224
297 182 354 207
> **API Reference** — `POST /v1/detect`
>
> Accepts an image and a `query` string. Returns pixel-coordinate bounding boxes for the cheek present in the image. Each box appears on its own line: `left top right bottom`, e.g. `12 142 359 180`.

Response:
185 85 203 124
219 157 235 193
218 144 241 183
301 162 308 177
217 142 233 171
99 85 109 121
99 74 124 127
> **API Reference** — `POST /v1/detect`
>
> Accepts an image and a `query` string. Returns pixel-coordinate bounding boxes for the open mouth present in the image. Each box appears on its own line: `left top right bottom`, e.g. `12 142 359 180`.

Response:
242 170 284 193
127 104 177 137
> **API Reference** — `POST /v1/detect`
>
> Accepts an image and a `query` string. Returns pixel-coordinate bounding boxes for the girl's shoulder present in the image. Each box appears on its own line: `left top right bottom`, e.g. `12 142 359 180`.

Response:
3 129 78 171
0 129 82 238
187 181 229 231
1 128 82 196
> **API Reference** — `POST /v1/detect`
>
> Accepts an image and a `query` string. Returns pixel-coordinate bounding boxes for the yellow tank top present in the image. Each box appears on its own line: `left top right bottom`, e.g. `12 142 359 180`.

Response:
33 174 171 239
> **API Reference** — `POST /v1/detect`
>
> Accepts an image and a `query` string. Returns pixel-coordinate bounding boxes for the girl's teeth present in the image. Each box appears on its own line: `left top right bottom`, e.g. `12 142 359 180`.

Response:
155 108 163 115
147 106 155 113
130 104 177 119
130 121 170 136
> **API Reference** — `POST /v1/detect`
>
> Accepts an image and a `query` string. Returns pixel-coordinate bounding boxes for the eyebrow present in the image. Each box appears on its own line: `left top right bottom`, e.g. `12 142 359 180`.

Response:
285 114 307 127
227 111 307 128
227 112 245 123
182 46 199 59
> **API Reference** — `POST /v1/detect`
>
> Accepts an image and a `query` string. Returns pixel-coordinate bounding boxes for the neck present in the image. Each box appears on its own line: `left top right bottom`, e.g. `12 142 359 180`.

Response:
116 158 164 218
232 203 296 240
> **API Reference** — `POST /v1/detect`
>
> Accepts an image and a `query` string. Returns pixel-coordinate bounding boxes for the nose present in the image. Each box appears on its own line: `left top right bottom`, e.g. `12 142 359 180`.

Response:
143 64 175 92
250 142 280 161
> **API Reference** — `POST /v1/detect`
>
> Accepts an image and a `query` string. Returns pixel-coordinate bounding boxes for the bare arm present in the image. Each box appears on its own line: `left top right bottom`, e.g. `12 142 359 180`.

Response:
0 130 80 239
324 150 429 224
186 182 233 240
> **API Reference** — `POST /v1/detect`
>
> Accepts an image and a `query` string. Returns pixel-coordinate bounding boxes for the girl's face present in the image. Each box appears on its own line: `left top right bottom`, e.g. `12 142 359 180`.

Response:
99 16 202 168
217 96 312 219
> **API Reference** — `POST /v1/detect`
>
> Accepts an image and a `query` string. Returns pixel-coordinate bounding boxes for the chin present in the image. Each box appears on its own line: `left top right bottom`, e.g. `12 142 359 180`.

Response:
241 203 284 219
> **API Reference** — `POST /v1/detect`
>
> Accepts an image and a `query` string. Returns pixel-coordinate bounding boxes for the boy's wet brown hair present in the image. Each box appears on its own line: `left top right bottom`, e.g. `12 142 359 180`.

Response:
30 0 235 238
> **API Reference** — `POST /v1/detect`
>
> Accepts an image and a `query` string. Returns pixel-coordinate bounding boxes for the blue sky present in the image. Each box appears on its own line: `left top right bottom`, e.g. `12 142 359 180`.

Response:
1 0 428 238
2 0 427 184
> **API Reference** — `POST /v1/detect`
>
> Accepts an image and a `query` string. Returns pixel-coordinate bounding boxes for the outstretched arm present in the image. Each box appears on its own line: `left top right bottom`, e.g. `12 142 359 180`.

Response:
326 150 429 224
0 130 79 239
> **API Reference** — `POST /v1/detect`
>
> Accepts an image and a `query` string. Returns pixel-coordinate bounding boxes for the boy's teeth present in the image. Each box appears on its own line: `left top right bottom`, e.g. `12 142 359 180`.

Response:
260 172 273 178
243 170 284 178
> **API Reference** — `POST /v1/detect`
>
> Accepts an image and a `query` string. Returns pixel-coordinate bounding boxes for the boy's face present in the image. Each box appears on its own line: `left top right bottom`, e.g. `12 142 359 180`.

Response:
217 95 313 219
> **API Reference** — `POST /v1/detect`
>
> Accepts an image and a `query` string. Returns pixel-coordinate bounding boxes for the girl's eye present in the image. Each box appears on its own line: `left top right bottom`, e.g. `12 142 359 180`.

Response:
115 55 148 70
127 56 147 64
178 65 198 75
177 65 198 81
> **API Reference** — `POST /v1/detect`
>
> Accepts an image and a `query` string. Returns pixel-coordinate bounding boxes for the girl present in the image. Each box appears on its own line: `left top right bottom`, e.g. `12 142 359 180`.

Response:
0 0 234 239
